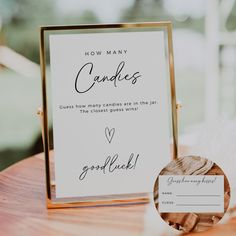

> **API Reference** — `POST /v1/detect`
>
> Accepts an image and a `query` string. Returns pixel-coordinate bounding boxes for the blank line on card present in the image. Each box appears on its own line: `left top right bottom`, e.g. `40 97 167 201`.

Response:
176 204 221 206
176 195 221 197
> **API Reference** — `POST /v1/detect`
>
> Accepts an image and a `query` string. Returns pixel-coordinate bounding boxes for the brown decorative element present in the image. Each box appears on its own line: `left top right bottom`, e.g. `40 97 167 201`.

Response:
154 156 231 233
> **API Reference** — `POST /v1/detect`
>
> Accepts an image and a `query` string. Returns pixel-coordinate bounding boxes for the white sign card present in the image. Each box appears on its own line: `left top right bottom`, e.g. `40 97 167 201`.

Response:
49 30 172 198
159 175 224 213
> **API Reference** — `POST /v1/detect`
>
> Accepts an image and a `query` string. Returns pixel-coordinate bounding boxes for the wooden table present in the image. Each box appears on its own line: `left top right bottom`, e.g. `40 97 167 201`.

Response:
0 152 236 236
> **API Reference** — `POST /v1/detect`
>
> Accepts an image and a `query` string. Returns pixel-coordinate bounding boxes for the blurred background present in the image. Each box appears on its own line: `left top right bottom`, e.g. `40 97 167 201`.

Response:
0 0 236 171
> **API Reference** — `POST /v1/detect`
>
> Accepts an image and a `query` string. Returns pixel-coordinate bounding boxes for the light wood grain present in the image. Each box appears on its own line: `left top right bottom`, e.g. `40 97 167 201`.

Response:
0 151 235 236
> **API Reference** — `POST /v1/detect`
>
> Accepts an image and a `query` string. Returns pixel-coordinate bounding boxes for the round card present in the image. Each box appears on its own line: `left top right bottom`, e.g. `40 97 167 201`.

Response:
153 156 230 233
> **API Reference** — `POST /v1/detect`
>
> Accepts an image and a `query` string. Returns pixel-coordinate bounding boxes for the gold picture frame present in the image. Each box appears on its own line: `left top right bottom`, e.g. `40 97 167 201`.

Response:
39 22 178 209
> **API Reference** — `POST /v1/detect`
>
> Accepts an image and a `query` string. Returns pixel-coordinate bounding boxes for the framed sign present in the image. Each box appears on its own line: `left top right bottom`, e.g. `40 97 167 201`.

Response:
39 22 178 208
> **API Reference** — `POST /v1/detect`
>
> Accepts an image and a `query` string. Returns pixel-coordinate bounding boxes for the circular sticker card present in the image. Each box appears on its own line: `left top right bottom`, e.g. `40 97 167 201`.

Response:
153 156 230 233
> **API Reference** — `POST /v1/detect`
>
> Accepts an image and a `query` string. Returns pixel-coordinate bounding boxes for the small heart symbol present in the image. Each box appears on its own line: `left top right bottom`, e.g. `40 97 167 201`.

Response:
105 127 115 143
